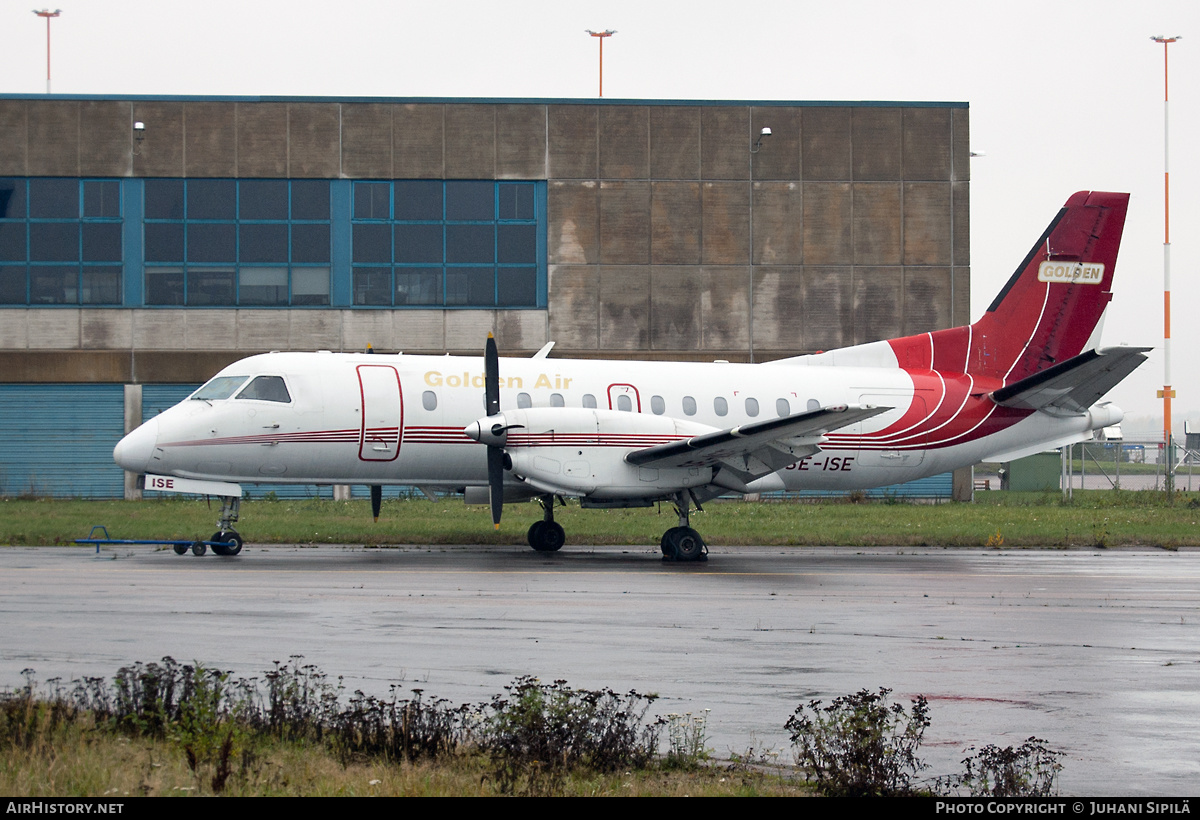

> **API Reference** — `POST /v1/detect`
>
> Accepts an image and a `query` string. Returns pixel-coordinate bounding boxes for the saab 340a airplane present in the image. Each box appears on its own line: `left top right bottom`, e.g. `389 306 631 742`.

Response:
114 191 1148 561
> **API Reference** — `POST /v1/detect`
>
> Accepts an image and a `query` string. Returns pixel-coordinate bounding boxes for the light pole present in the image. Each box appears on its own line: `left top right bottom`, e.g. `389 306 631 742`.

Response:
585 30 616 97
1151 34 1181 494
32 9 62 94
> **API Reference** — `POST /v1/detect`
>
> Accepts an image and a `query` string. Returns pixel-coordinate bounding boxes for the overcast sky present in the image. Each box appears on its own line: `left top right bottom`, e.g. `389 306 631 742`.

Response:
4 0 1197 433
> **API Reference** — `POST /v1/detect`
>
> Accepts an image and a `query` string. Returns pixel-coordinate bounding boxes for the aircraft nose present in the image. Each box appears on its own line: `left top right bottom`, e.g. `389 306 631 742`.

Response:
113 417 159 473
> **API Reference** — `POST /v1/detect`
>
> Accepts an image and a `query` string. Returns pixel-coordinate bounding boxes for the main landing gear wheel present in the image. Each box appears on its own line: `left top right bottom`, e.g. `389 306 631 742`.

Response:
660 526 706 562
527 520 566 552
210 530 244 557
660 491 708 562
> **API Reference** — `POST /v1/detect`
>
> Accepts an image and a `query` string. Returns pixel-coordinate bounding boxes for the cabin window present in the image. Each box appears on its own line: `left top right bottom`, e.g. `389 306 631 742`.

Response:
192 375 248 401
517 392 532 408
745 397 759 417
422 390 437 411
682 396 697 416
807 398 821 412
776 398 791 417
651 395 665 415
582 394 597 409
550 393 565 407
714 397 728 416
616 394 632 412
236 375 291 403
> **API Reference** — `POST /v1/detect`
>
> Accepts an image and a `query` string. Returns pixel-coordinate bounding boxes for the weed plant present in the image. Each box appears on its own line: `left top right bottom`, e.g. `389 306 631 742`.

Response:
785 687 930 796
935 737 1064 797
664 709 711 769
477 676 664 794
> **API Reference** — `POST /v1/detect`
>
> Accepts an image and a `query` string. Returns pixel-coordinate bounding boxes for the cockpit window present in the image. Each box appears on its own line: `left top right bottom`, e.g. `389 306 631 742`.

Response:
192 376 248 401
235 375 292 403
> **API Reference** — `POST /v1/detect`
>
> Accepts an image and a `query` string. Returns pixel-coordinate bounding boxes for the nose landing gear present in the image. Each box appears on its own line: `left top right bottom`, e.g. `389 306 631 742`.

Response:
209 497 243 556
527 494 566 552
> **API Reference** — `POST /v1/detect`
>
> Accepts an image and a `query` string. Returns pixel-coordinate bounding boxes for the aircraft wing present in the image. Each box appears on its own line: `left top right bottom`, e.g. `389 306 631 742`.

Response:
625 404 890 486
989 346 1151 415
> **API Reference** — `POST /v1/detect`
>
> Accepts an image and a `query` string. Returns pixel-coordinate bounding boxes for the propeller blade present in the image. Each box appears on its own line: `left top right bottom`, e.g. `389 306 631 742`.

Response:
484 333 503 529
485 333 500 417
370 485 382 522
487 446 504 529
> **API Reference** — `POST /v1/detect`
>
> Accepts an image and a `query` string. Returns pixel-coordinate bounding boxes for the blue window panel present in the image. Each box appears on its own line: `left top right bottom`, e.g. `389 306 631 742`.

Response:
395 268 441 305
394 223 442 263
28 179 77 218
498 224 536 263
83 181 121 218
239 180 288 220
187 180 236 220
352 223 391 263
187 223 236 262
143 179 335 307
29 266 77 304
0 178 28 218
0 222 26 261
0 265 26 303
292 180 331 220
81 267 121 304
353 267 391 306
186 267 236 305
498 183 535 220
394 180 442 220
30 222 78 262
292 223 330 263
353 182 390 220
445 181 494 220
145 179 184 219
497 268 537 306
82 223 122 262
446 224 494 264
239 223 289 263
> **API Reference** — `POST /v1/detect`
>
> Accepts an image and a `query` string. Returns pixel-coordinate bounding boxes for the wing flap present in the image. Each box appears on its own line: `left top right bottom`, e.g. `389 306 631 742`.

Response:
625 404 890 479
989 346 1150 415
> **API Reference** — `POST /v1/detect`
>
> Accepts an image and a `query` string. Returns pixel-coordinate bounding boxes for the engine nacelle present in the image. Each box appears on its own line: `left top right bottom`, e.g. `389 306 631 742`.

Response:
465 407 715 498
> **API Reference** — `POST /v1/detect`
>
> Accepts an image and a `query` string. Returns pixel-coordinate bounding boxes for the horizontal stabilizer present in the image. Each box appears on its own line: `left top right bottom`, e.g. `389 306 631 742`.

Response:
989 346 1150 415
626 404 889 482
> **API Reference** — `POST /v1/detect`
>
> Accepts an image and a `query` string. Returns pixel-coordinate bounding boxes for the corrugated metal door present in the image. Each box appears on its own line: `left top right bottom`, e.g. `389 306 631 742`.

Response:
0 385 125 498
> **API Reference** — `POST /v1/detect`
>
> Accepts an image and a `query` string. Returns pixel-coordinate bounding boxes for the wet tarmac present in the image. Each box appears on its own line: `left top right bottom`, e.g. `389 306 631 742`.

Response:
2 544 1198 795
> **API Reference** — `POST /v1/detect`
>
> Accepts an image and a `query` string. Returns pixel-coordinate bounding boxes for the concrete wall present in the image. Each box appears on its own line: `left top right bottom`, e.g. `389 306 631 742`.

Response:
0 96 969 381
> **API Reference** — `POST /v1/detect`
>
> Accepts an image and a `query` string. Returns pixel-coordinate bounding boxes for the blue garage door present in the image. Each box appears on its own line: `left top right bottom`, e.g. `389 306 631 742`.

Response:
0 385 126 498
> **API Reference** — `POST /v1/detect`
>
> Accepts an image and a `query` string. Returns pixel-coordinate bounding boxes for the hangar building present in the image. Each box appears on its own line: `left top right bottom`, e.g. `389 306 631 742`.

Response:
0 95 970 498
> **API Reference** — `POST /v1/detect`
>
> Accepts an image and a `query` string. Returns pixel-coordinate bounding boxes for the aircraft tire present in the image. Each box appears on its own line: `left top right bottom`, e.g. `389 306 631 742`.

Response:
212 531 244 556
662 527 706 562
191 541 207 557
529 521 565 552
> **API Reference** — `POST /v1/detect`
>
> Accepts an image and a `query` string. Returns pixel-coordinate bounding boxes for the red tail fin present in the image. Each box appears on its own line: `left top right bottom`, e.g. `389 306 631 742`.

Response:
888 191 1130 384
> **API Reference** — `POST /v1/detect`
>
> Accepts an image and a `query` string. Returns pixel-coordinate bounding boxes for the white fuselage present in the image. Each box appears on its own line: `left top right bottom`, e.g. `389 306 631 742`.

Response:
114 350 1121 497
